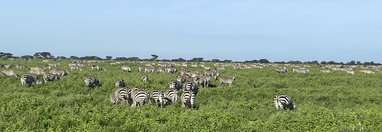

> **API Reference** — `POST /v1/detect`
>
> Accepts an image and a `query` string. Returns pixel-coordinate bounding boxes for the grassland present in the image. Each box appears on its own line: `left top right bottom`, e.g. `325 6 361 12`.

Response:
1 59 382 131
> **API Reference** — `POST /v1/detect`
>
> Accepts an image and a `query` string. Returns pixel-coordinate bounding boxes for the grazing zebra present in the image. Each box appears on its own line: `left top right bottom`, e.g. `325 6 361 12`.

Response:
274 94 296 110
115 79 126 88
150 90 170 108
218 76 236 87
165 67 177 74
194 76 211 88
184 82 198 95
181 90 195 108
20 74 42 86
141 75 148 83
91 65 106 71
275 67 288 74
130 88 148 107
110 88 131 105
29 67 46 75
121 66 132 72
164 88 178 104
43 74 60 83
144 67 156 73
50 69 68 76
1 70 18 77
83 77 100 87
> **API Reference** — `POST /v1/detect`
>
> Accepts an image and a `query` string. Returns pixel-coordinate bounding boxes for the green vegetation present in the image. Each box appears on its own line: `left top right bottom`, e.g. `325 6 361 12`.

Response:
1 59 382 131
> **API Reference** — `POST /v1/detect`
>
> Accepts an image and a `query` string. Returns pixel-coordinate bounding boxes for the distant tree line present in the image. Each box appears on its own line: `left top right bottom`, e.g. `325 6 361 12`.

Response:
0 51 380 65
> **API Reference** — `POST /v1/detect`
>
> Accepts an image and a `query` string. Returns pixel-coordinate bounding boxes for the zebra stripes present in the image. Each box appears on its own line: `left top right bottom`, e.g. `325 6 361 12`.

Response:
164 88 178 104
150 90 170 108
115 79 126 88
84 77 100 87
20 74 42 86
110 88 131 105
43 74 60 83
141 75 148 83
274 94 295 110
181 90 195 108
184 82 198 95
130 88 148 107
218 76 236 87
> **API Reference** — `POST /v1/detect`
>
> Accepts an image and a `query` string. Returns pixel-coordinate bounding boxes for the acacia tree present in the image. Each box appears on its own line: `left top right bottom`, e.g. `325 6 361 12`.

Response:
151 54 159 60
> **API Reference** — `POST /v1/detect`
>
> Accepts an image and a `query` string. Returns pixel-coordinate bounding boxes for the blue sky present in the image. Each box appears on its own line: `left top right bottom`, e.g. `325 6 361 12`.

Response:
1 0 381 62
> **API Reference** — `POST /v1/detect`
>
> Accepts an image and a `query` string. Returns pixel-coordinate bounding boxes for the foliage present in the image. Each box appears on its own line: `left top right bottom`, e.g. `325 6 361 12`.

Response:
0 59 382 131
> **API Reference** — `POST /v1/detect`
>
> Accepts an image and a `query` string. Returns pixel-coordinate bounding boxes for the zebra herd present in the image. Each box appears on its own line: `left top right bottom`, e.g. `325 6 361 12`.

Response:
1 61 296 111
109 77 198 108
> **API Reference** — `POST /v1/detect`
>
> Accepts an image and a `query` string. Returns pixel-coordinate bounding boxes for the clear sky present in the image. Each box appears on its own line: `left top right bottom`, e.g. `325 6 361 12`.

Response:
1 0 381 62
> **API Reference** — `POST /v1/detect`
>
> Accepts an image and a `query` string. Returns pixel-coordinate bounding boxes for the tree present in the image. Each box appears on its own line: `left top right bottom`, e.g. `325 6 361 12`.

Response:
211 59 220 62
151 54 159 60
21 55 34 60
106 56 113 60
56 56 67 60
126 57 140 61
70 56 80 60
34 52 53 59
171 58 186 62
0 52 13 58
259 59 270 63
190 57 204 62
346 60 356 65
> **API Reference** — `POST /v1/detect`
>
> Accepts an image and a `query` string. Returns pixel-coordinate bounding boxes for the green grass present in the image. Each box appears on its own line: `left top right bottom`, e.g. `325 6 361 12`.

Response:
1 59 382 131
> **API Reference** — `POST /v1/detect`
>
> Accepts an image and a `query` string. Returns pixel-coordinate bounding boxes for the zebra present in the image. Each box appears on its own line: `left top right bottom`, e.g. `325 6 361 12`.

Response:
181 90 195 108
141 75 148 83
83 77 100 87
50 69 69 76
43 73 60 83
20 74 42 86
1 70 18 77
165 67 177 74
168 80 181 90
218 76 236 87
274 94 296 110
194 75 211 88
29 67 46 75
150 90 170 108
115 79 126 88
144 67 156 73
130 88 148 107
91 65 106 71
164 88 178 104
184 81 198 95
121 66 132 72
110 88 131 105
275 67 288 74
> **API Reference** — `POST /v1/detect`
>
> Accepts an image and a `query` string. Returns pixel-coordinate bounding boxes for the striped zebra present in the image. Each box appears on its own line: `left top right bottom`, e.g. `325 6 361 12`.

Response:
168 80 181 90
181 90 195 108
121 66 132 72
150 90 170 108
50 69 69 76
274 94 296 110
275 67 288 74
194 75 211 88
83 77 100 87
218 76 236 87
20 74 42 86
110 88 131 105
1 70 18 77
43 74 60 83
130 88 148 107
141 75 148 83
115 79 126 88
184 82 198 95
164 88 178 104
